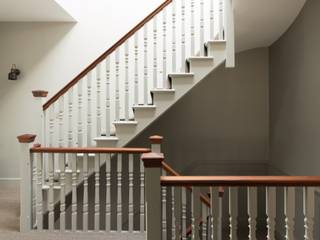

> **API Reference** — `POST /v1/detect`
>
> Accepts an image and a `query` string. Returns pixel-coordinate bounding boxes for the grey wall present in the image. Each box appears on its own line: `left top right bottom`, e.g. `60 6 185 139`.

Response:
269 0 320 175
130 47 269 176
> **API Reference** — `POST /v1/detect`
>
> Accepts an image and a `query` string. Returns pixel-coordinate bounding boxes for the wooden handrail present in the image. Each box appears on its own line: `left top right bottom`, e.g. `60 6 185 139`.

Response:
30 146 151 154
161 176 320 186
43 0 172 111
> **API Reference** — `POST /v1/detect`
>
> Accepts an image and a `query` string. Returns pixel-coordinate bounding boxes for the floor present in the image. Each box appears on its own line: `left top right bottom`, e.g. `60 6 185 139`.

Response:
0 182 145 240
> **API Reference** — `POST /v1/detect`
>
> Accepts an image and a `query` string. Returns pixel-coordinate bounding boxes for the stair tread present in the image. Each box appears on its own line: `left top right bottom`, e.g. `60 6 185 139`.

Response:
132 104 156 109
151 88 175 93
168 72 194 78
187 56 214 61
55 169 80 174
113 120 138 125
42 185 61 190
93 136 119 141
206 40 226 44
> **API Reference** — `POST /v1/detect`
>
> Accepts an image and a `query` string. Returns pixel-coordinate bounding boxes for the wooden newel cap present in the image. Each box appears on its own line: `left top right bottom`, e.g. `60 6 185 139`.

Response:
17 134 36 143
32 90 48 98
141 152 164 168
149 135 163 144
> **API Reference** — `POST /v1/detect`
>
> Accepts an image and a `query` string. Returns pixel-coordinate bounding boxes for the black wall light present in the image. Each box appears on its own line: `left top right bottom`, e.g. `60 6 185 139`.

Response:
8 64 21 80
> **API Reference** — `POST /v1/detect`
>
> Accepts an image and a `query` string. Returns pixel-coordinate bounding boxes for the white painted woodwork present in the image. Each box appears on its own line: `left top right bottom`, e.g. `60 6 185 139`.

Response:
134 33 139 105
143 25 148 105
199 0 205 56
180 0 186 72
171 186 176 240
140 159 145 232
162 170 167 240
225 0 235 67
83 154 89 231
229 187 238 240
59 154 66 231
49 105 54 148
303 187 315 240
48 153 54 231
171 0 176 73
117 154 122 232
210 187 221 240
191 187 201 240
115 48 120 121
36 153 43 231
58 97 64 148
105 154 111 231
210 0 214 39
201 203 208 240
284 187 295 240
87 72 92 146
190 0 195 56
68 89 73 147
162 8 168 89
94 154 100 231
128 154 134 232
105 57 111 136
219 0 224 39
19 142 33 232
153 16 158 89
71 154 77 231
266 187 276 240
124 41 130 120
247 187 257 240
77 80 83 147
181 187 187 240
174 187 182 240
96 64 102 135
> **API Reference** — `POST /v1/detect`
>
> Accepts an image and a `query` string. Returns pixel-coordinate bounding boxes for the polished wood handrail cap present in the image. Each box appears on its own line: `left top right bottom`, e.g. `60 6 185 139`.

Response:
17 134 36 143
141 152 164 167
149 135 163 144
32 90 48 98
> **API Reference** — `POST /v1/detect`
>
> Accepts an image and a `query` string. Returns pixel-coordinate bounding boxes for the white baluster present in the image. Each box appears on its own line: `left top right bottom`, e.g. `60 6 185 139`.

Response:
171 186 176 240
174 187 182 240
49 106 54 148
87 72 92 146
303 187 315 240
284 187 295 240
219 0 224 40
115 49 120 121
77 80 83 146
190 0 195 56
36 153 43 230
202 203 208 240
182 187 187 240
140 159 145 232
71 154 77 231
192 187 201 240
48 153 54 231
162 170 167 240
134 33 139 105
105 57 111 136
266 187 276 240
172 0 176 72
229 187 238 240
68 89 73 147
59 154 66 231
125 41 129 120
163 8 168 89
94 154 100 231
143 25 148 104
210 0 214 40
105 154 111 231
96 64 102 135
128 154 134 232
211 187 221 240
199 0 205 55
32 155 36 229
83 154 89 231
248 187 257 240
181 0 186 72
58 97 64 148
153 16 158 89
117 154 122 232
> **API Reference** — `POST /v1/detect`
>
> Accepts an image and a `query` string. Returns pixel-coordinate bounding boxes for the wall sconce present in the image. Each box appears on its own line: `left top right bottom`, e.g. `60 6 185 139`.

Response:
8 64 21 80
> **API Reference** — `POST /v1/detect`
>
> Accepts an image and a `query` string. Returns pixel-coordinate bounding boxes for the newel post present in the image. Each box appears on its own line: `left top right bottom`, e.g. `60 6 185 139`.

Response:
32 90 48 145
149 135 163 153
141 151 164 240
17 134 36 232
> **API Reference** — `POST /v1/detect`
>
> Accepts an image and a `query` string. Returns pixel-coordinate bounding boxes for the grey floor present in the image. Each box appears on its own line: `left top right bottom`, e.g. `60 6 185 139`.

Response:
0 182 144 240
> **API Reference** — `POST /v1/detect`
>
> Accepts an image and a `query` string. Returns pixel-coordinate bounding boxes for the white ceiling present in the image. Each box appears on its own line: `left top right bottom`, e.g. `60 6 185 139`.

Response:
0 0 75 22
234 0 306 52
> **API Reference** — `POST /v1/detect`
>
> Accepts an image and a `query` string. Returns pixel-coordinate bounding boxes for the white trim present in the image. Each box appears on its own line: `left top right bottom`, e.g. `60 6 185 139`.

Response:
0 178 21 181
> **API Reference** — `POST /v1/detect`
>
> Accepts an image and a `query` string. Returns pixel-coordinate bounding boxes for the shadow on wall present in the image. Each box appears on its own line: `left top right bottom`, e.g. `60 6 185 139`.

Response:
0 22 75 99
128 48 269 176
